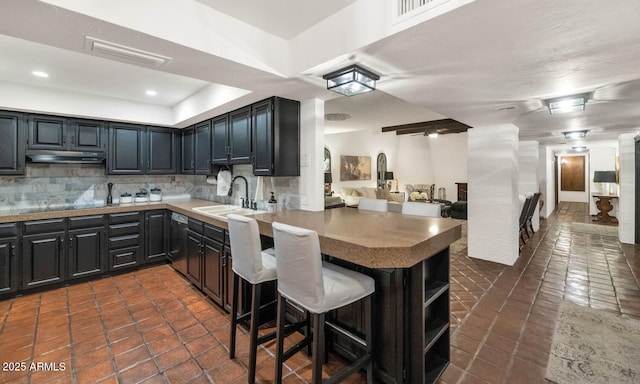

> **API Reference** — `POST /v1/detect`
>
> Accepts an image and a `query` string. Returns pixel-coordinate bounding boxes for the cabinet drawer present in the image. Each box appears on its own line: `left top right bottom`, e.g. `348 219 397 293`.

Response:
109 222 141 237
69 215 105 229
188 218 203 234
109 234 141 250
204 224 224 243
0 223 18 238
23 219 65 235
109 212 141 225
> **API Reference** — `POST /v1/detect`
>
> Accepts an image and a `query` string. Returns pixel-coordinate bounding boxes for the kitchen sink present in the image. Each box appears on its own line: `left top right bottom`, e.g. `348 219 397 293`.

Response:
192 205 267 220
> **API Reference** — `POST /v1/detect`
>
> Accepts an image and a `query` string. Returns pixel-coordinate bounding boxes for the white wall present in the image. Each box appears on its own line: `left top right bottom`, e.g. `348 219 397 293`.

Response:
538 146 555 218
428 133 468 201
519 141 539 230
618 133 636 244
299 99 325 211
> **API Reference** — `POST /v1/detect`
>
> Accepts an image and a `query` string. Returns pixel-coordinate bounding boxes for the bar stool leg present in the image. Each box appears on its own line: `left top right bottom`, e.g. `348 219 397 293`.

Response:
274 293 287 384
364 294 374 383
311 312 325 384
248 283 262 383
229 273 240 359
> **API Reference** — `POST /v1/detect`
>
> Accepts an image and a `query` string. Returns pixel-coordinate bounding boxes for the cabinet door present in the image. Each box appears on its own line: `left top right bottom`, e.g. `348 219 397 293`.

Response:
27 115 67 150
145 210 168 261
211 115 229 164
68 227 106 279
108 123 145 174
68 119 106 152
0 111 25 175
223 246 235 313
22 231 66 289
181 127 195 174
148 127 178 174
252 99 273 175
194 120 212 174
228 106 252 164
202 237 223 305
186 230 202 288
0 238 18 294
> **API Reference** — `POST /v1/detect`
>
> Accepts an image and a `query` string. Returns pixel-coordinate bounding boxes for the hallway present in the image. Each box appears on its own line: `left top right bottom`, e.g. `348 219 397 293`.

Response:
0 202 638 383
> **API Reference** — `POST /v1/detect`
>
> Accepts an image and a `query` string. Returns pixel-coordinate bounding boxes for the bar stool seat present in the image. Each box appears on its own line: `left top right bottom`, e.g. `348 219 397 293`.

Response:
272 221 375 384
227 214 277 384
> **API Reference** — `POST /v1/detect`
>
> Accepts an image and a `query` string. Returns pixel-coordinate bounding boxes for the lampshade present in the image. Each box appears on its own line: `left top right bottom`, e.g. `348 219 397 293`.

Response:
324 172 332 183
384 171 394 180
546 94 587 115
323 65 379 97
593 171 616 183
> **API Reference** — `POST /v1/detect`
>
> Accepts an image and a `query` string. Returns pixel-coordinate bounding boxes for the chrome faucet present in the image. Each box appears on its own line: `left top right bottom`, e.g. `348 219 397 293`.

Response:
229 176 250 208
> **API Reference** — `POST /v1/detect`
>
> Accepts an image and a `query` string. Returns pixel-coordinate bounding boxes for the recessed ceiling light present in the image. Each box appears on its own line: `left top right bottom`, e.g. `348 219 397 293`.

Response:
145 90 157 96
572 146 588 152
32 71 49 78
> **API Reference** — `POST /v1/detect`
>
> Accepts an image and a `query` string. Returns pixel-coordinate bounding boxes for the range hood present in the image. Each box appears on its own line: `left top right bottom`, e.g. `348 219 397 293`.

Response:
26 150 106 164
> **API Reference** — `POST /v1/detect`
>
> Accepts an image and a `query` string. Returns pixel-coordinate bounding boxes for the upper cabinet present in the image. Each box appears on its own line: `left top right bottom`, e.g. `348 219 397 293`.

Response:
147 127 179 174
27 115 106 153
229 107 252 164
108 123 145 175
182 121 211 174
0 111 25 175
252 97 300 176
211 115 229 165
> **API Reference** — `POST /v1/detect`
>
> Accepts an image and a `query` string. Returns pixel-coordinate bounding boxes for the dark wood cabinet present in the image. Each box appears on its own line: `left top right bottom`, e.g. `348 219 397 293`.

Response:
22 219 66 289
181 127 195 173
195 120 212 174
147 127 178 174
26 114 66 150
67 119 107 152
186 228 203 288
202 236 223 305
222 245 234 312
68 227 106 280
108 123 145 174
145 210 168 261
229 106 252 164
252 97 300 176
456 182 468 201
211 115 229 165
0 111 25 175
108 212 144 270
0 223 19 295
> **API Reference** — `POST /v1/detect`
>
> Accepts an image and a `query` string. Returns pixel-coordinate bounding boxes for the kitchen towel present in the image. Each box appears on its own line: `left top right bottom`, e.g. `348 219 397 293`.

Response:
254 176 264 202
217 170 232 196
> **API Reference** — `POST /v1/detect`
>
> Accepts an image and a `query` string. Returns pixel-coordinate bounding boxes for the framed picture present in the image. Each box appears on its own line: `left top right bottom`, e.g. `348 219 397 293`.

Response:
340 155 371 181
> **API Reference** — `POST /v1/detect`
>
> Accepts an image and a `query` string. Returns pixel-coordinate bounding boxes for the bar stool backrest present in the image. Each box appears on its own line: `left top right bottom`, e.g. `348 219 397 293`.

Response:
272 222 324 313
358 198 388 212
227 214 269 284
402 201 441 217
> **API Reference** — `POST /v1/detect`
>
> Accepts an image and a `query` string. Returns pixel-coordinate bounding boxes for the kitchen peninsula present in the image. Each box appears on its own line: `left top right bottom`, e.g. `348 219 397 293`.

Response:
0 199 461 384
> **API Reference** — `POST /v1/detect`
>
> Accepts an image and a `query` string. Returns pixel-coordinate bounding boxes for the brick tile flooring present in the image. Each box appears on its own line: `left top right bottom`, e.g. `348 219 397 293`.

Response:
0 202 638 383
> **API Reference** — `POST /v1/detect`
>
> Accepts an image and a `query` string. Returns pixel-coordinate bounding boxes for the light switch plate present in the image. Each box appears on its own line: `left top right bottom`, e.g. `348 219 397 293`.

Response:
301 153 310 167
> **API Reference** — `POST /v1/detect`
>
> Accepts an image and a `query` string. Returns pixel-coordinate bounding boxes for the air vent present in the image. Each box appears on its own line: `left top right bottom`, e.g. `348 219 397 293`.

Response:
85 36 172 68
496 105 519 112
325 113 351 121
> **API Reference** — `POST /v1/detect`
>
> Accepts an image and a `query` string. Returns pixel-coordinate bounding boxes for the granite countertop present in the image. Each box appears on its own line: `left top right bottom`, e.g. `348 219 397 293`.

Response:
0 199 461 269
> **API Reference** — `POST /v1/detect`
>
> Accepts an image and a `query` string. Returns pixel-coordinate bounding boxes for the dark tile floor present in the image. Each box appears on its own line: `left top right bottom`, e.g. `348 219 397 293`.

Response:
0 202 638 384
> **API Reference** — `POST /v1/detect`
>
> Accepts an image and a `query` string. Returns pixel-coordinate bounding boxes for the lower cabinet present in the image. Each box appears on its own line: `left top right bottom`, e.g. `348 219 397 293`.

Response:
145 210 168 262
68 227 106 280
22 230 66 289
186 228 203 287
108 212 144 270
0 223 19 294
202 236 223 306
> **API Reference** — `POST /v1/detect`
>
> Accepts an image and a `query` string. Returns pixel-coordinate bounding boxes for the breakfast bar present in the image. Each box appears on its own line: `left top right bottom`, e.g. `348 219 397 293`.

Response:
0 200 461 384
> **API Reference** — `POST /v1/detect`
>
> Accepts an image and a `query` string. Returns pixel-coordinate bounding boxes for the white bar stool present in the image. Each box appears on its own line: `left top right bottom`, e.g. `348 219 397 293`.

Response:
272 222 375 384
358 197 388 212
402 201 441 217
227 214 277 384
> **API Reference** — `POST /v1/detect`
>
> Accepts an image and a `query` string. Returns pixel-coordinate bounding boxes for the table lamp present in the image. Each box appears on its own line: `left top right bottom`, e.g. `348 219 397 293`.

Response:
384 171 395 190
324 172 332 194
593 171 617 195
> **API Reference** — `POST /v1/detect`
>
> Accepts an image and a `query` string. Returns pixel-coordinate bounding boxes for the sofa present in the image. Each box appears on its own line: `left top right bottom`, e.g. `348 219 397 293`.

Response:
405 184 436 201
337 186 404 212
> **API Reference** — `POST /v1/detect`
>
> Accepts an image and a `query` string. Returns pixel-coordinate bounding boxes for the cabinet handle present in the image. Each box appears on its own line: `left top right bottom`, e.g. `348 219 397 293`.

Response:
71 135 75 144
191 160 195 168
10 244 15 257
222 255 227 267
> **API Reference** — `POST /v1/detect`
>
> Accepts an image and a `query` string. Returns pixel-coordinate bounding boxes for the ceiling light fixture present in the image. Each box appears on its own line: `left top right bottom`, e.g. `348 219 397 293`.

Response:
562 130 588 139
546 94 588 115
85 36 172 68
145 90 157 96
572 146 588 152
322 65 379 97
428 132 439 138
32 71 49 78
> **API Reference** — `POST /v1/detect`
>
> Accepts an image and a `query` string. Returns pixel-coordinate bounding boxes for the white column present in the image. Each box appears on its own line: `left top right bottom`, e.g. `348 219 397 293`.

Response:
618 133 635 244
519 141 540 230
299 98 325 211
538 147 556 218
468 125 520 265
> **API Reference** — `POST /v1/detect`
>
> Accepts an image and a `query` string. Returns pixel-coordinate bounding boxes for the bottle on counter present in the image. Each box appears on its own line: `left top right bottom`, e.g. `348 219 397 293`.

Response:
268 192 277 213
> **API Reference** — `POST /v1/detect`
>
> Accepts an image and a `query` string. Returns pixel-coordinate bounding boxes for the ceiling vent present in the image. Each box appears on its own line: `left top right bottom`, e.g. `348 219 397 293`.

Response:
325 113 351 121
84 36 172 68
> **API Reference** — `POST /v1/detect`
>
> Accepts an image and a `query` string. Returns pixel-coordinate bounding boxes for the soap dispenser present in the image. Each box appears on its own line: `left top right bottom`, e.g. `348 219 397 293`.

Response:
268 192 277 213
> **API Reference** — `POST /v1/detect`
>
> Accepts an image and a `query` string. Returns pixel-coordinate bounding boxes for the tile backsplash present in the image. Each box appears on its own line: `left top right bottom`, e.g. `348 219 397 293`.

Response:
0 163 300 211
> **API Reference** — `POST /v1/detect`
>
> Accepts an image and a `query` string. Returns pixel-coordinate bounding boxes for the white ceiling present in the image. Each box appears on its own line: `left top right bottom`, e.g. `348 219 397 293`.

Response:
1 0 639 151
